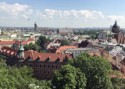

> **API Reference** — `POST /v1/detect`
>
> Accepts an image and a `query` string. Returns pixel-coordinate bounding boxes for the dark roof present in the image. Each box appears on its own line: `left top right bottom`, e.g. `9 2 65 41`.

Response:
78 40 94 48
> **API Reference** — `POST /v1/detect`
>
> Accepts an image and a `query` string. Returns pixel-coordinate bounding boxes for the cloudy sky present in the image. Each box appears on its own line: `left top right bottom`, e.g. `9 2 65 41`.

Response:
0 0 125 27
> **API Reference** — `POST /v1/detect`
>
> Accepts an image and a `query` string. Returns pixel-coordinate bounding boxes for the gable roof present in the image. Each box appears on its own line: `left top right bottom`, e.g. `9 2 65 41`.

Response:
56 46 77 53
0 38 34 45
24 50 72 62
0 46 72 62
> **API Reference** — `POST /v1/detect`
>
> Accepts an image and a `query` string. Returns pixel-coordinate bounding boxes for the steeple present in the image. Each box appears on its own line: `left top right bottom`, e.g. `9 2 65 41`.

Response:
17 42 24 59
115 20 117 25
34 22 37 31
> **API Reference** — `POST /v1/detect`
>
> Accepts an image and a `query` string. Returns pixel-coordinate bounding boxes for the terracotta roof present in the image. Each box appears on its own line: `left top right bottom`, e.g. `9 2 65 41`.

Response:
0 46 72 62
24 50 72 62
0 46 17 56
56 46 77 53
0 38 34 45
0 40 15 45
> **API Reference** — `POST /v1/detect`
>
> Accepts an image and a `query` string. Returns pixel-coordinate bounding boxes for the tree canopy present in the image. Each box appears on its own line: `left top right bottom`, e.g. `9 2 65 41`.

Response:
36 36 51 50
70 53 113 89
0 59 51 89
24 43 40 52
52 64 86 89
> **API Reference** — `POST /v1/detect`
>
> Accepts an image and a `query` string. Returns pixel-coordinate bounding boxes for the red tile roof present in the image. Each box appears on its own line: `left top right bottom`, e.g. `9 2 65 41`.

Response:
24 50 72 62
0 40 15 45
0 46 17 56
0 47 72 62
56 46 77 53
0 38 34 45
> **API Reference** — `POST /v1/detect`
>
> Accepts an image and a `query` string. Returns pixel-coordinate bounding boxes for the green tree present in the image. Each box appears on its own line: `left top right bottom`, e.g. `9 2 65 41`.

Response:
61 40 70 46
52 64 86 89
36 36 51 50
0 59 51 89
24 43 40 52
111 78 125 89
71 53 113 89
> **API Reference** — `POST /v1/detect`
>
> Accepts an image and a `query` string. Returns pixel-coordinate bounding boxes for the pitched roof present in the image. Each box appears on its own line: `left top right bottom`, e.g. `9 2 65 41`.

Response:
0 46 72 62
0 46 17 56
56 46 77 53
24 50 72 62
0 38 34 45
0 40 15 45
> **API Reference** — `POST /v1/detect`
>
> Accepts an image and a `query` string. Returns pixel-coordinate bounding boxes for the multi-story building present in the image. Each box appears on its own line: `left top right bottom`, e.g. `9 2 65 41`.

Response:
0 45 72 80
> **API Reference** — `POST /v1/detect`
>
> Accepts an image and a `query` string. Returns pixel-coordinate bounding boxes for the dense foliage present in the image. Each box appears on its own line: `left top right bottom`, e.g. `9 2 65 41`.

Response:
52 64 86 89
36 36 51 50
0 59 51 89
74 30 99 39
71 53 113 89
111 78 125 89
24 43 41 52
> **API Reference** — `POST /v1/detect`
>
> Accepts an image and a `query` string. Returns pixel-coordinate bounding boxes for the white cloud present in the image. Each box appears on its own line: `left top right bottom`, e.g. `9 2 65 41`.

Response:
0 2 33 18
0 3 125 27
107 15 125 21
37 9 104 19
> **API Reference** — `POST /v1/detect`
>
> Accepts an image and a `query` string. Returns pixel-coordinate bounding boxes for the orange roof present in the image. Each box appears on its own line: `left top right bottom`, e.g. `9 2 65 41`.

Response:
0 40 15 45
0 46 17 56
0 46 72 62
56 46 77 53
0 38 34 45
24 50 72 62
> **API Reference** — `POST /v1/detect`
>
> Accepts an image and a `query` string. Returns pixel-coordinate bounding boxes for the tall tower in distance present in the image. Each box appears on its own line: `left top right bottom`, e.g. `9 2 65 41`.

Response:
112 21 120 34
34 22 37 31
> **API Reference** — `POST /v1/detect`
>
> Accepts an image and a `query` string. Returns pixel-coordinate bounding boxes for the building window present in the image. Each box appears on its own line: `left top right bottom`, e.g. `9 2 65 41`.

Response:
40 70 42 73
44 71 46 73
44 65 45 68
30 64 32 67
52 65 54 68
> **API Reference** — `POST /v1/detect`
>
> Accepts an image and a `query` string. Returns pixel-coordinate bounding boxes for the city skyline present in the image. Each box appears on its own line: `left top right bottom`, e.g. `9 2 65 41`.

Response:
0 0 125 27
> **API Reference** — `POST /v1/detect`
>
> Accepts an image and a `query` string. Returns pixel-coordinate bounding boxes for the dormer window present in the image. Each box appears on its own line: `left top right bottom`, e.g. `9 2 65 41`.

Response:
63 56 68 62
35 56 41 61
55 57 60 62
45 56 50 62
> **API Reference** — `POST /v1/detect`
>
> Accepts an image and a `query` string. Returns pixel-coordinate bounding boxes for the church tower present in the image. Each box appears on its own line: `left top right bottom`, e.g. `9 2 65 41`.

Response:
17 42 24 59
34 22 37 31
112 21 120 33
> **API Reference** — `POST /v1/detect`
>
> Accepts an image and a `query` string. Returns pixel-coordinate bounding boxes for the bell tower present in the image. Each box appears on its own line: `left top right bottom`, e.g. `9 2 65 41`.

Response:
17 42 24 59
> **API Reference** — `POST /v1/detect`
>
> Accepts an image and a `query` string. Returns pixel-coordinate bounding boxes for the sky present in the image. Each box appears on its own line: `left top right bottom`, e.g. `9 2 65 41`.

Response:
0 0 125 27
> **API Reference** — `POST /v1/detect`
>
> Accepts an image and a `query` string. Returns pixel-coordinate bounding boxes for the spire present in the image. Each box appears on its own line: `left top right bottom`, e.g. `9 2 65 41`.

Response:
34 22 37 31
115 20 117 25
